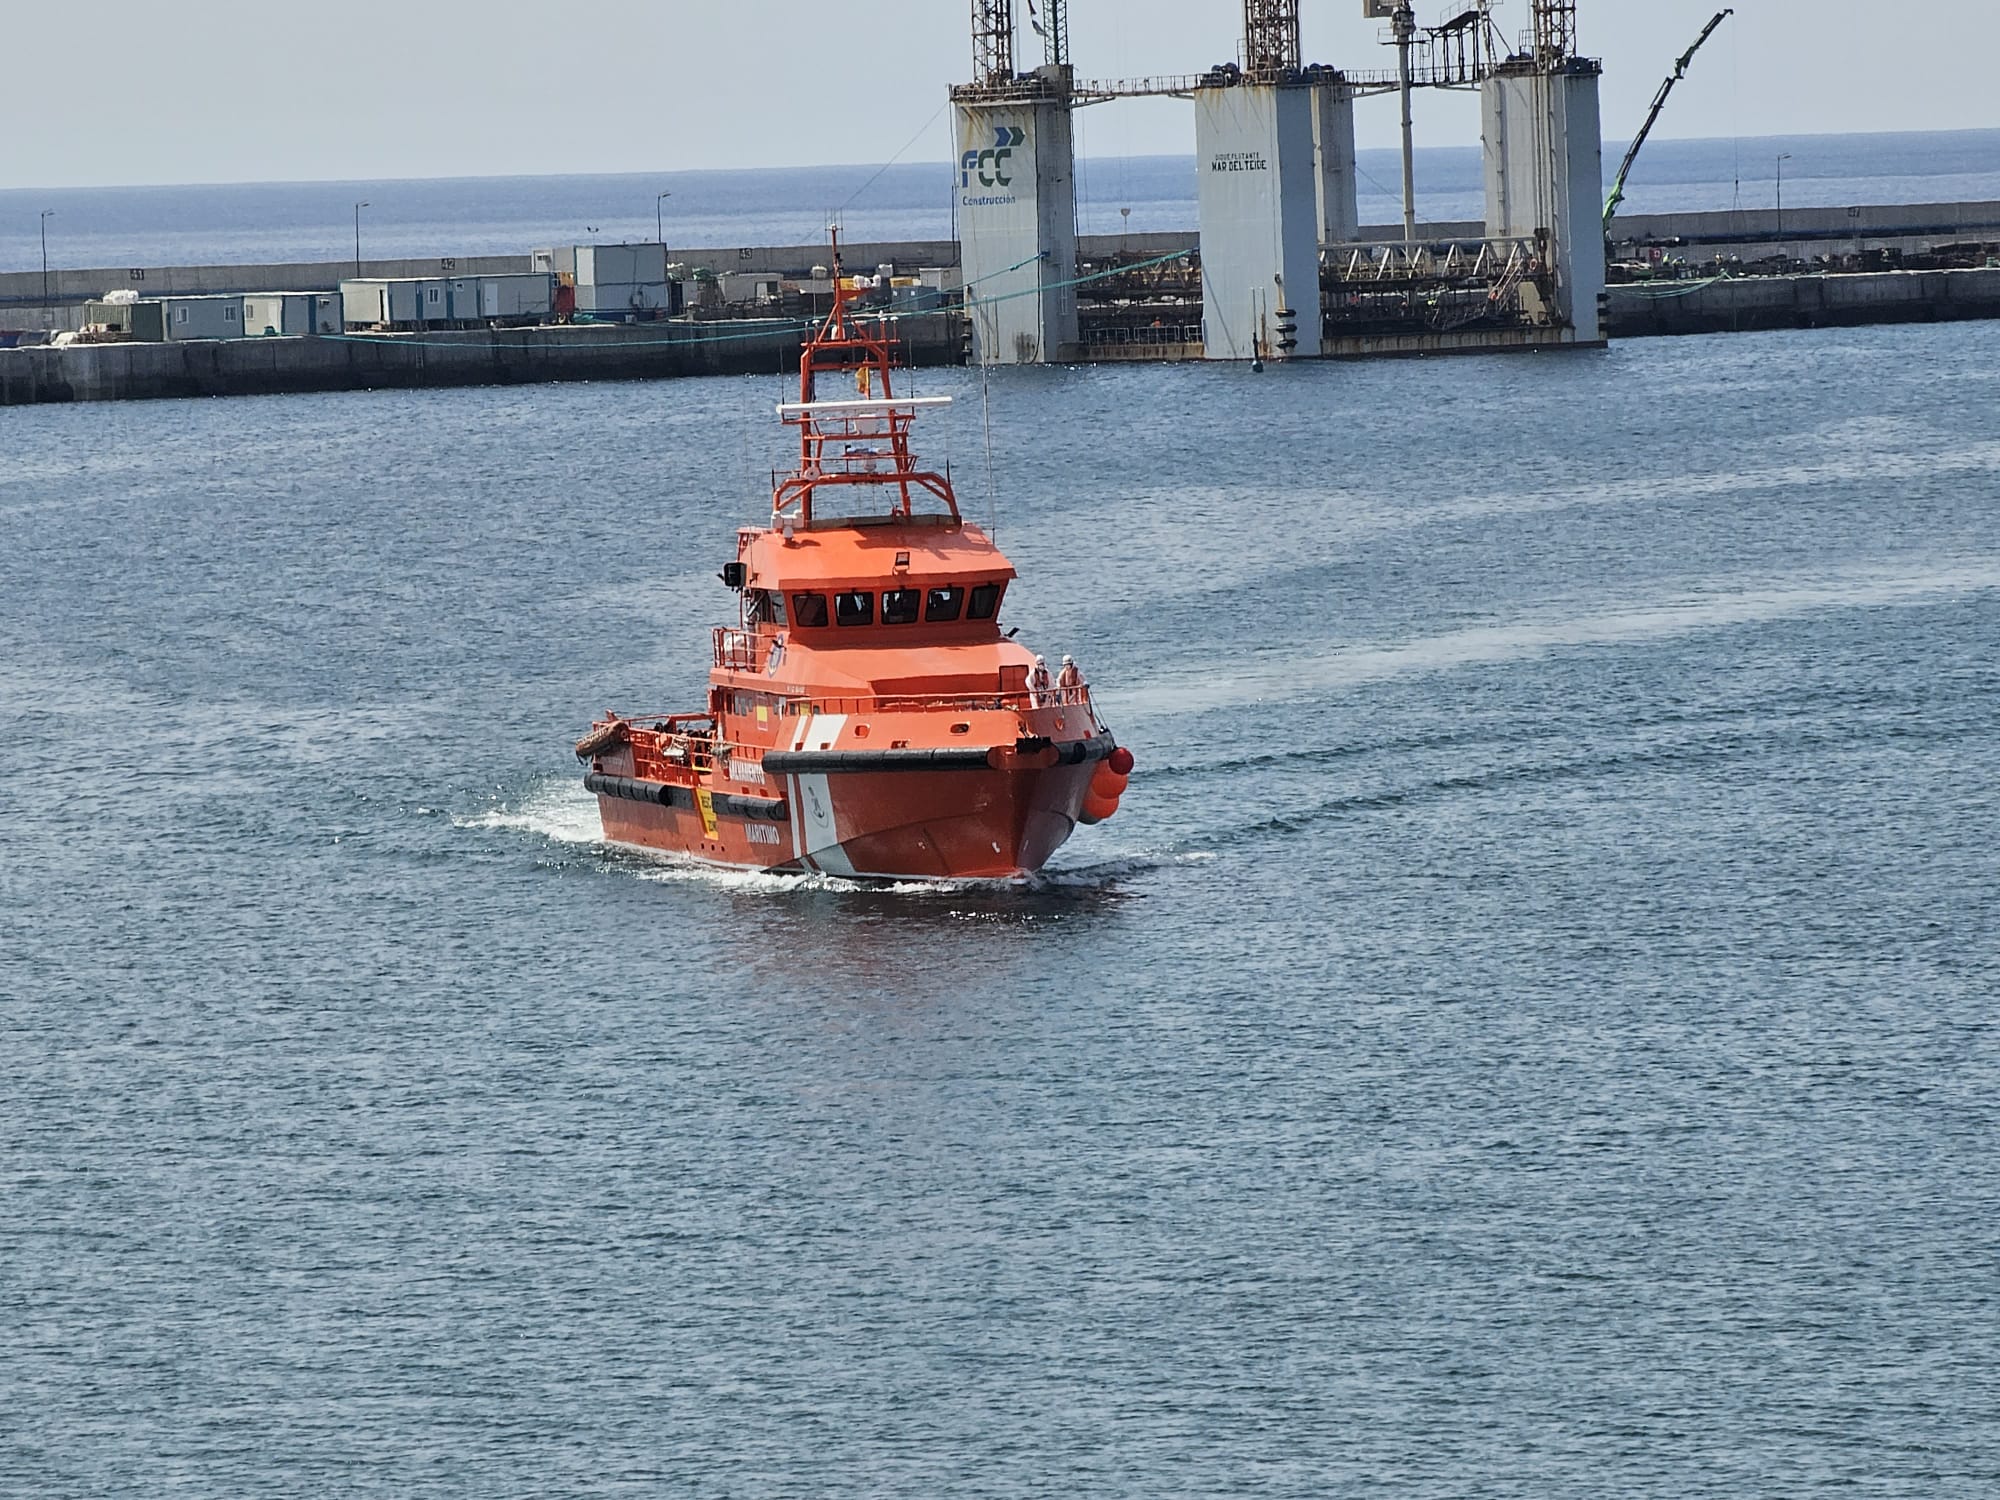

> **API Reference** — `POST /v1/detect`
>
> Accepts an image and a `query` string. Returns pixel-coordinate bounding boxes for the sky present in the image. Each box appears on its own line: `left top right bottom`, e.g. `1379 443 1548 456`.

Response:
1 0 1993 189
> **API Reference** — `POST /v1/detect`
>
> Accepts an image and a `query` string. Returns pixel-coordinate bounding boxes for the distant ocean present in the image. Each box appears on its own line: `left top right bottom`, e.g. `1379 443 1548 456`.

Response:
4 129 2000 274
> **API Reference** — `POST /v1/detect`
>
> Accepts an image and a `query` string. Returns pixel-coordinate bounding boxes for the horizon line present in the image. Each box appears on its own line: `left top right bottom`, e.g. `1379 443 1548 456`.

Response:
3 126 1995 198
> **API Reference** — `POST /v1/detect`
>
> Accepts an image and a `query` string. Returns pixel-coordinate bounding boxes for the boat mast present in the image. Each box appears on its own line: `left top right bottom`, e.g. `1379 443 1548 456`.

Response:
772 231 958 530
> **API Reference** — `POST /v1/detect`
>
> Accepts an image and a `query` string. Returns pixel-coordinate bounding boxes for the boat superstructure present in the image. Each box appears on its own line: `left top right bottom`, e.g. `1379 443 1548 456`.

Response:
576 237 1130 879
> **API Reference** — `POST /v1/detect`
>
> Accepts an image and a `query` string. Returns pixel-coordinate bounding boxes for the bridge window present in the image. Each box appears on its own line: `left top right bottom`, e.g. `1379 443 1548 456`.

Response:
791 592 829 628
882 588 921 625
744 589 787 627
967 582 1003 620
835 590 874 627
925 586 964 622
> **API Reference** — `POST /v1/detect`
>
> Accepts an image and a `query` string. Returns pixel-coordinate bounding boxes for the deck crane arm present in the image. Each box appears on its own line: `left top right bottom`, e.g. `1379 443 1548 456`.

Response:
1604 9 1733 234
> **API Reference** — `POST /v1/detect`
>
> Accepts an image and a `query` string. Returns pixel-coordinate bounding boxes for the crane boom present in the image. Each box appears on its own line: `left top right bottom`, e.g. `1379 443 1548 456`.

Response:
1604 9 1732 234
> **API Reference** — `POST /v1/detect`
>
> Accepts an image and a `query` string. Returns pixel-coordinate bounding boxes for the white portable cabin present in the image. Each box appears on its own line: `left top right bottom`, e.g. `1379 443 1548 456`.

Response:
160 294 247 341
339 277 451 329
482 272 554 320
446 278 485 322
342 278 411 328
240 292 340 336
718 273 782 305
447 272 554 322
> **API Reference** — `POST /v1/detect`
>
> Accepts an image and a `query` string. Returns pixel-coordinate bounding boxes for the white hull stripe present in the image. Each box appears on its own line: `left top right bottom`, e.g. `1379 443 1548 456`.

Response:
796 771 858 877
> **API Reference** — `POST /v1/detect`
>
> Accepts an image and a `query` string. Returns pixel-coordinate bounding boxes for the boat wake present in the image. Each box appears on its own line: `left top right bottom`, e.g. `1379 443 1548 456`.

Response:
455 776 604 846
1124 558 2000 721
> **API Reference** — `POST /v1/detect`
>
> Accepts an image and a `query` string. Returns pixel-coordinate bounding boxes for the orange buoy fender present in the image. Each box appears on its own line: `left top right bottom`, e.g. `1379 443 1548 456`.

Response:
1107 747 1135 776
1079 790 1120 825
1090 764 1129 801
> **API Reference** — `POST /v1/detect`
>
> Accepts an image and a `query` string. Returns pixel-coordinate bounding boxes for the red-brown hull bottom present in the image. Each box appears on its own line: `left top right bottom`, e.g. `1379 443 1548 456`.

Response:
595 762 1096 880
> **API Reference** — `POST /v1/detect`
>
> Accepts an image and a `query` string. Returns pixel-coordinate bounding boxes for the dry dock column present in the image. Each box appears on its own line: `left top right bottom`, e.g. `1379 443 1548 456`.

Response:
1481 58 1608 346
1195 78 1326 361
952 67 1081 366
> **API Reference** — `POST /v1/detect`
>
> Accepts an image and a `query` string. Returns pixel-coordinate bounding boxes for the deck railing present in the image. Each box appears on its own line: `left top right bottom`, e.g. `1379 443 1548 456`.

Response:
776 686 1093 717
712 626 767 672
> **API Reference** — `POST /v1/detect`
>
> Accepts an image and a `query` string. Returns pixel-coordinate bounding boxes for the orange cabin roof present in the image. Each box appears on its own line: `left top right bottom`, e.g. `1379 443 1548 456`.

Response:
739 518 1013 593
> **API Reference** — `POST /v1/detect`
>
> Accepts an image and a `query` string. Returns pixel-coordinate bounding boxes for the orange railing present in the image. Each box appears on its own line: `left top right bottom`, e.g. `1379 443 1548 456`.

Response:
776 686 1094 717
712 627 764 672
628 722 717 780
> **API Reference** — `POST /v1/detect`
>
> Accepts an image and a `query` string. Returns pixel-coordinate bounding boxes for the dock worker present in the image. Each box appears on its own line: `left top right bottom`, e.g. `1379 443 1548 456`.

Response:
1029 654 1053 707
1056 654 1084 704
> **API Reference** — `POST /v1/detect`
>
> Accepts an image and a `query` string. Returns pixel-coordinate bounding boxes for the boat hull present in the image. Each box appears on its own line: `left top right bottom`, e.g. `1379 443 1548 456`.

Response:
592 757 1100 880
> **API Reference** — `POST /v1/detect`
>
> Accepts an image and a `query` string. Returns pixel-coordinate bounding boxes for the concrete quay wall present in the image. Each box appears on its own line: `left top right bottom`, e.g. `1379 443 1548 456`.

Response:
0 314 960 406
1609 200 2000 264
1607 266 2000 338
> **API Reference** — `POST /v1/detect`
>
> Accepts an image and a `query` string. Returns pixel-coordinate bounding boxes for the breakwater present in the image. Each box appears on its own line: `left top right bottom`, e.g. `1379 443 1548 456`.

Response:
0 315 961 406
1607 266 2000 338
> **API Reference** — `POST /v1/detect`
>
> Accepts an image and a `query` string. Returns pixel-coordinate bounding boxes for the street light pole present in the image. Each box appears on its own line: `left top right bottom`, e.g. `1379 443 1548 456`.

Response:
354 201 369 277
1775 154 1791 245
40 210 54 311
656 191 670 247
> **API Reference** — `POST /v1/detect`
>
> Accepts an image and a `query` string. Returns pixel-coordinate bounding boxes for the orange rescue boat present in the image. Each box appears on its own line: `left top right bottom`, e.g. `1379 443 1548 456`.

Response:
574 238 1132 880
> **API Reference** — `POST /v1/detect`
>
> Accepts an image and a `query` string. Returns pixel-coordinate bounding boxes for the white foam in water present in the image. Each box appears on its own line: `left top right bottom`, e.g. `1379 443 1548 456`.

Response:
456 776 604 846
458 776 1203 894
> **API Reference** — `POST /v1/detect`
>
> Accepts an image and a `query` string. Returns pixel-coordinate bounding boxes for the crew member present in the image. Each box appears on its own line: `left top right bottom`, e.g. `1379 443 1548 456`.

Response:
1029 654 1053 707
1056 654 1084 703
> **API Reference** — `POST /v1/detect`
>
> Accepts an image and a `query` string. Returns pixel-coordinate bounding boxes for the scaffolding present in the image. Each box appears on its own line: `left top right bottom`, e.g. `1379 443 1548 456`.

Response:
1321 235 1554 336
1242 0 1302 77
971 0 1015 86
1531 0 1578 63
1031 0 1069 70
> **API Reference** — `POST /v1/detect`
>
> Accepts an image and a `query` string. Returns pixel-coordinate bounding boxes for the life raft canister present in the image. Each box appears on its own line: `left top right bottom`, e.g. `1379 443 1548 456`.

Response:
574 718 631 761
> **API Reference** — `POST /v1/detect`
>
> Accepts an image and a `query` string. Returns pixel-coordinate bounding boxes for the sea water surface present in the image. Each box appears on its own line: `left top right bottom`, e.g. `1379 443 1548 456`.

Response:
3 322 1999 1495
